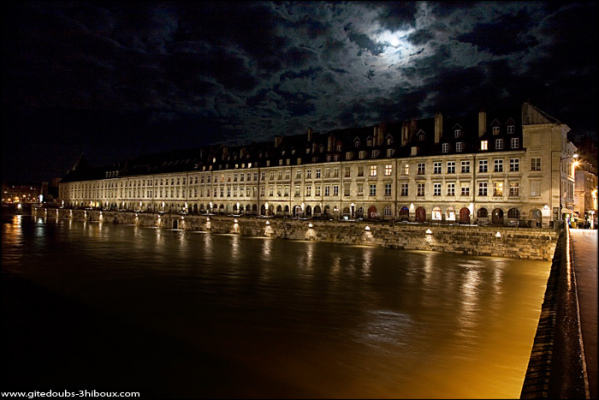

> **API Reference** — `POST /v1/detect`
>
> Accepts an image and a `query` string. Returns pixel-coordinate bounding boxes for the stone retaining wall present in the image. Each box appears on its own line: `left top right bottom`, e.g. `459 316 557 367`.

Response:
36 208 558 260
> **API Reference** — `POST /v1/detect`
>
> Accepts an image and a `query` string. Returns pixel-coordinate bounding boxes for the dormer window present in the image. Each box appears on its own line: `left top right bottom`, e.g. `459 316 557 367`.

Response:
492 126 500 135
371 150 380 158
507 125 515 134
386 148 395 157
418 133 425 142
454 129 461 138
366 137 373 147
336 144 342 152
354 138 361 148
386 135 394 145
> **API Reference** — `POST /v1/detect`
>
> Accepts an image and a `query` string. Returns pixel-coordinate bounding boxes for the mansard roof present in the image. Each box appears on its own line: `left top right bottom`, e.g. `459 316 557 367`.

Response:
60 102 537 182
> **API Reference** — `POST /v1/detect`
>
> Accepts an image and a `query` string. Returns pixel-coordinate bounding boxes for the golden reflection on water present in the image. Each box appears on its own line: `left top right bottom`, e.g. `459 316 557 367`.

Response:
1 217 552 399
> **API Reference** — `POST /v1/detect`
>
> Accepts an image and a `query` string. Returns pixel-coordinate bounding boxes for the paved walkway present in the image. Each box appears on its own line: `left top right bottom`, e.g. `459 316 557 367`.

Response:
571 228 598 399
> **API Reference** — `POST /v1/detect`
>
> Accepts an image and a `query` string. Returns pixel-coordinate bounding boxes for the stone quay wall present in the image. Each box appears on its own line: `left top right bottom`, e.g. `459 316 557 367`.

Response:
37 208 558 260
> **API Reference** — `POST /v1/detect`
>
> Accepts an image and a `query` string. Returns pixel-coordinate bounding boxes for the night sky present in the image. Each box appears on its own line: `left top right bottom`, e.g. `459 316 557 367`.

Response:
2 1 597 184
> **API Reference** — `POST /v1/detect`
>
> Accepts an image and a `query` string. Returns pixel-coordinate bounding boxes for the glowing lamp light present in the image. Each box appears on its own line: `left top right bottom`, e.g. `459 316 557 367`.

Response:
266 221 270 225
308 223 313 228
365 226 370 231
495 231 502 238
425 229 433 235
234 219 238 223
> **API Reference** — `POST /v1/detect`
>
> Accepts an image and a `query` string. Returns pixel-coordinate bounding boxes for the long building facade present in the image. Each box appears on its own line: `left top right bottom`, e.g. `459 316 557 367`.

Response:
58 102 578 228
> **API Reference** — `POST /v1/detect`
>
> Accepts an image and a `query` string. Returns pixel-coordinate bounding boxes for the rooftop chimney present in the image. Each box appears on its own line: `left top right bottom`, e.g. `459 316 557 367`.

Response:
274 135 283 148
478 110 487 137
434 113 443 144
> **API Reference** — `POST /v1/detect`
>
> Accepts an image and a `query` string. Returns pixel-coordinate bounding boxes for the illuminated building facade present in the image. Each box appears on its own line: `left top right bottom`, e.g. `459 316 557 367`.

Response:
58 102 577 227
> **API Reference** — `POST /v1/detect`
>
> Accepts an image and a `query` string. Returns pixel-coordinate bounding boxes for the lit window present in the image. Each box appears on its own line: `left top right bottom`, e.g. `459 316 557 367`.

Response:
493 182 503 196
370 165 377 177
481 140 488 150
385 164 392 176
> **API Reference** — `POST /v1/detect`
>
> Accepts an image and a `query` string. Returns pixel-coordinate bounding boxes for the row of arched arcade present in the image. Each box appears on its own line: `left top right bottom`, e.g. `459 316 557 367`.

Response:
71 200 545 226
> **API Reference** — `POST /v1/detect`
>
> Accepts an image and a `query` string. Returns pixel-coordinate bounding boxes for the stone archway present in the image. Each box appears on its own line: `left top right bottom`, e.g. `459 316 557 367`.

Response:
531 208 542 228
399 206 409 221
459 207 470 223
415 207 426 223
492 208 504 225
368 206 378 220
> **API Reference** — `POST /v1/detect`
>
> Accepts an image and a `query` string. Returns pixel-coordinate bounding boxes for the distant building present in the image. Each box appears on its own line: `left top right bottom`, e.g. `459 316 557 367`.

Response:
58 102 578 228
1 183 41 204
574 168 598 228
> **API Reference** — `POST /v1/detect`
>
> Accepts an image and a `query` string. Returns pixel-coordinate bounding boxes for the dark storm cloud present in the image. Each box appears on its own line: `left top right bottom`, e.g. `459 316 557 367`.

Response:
2 1 597 184
457 10 538 55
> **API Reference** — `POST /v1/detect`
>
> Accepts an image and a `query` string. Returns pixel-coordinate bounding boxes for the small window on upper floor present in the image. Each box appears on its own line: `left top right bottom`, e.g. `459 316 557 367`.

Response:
418 133 425 142
492 126 500 135
507 125 515 134
442 143 449 153
454 129 461 138
481 140 488 151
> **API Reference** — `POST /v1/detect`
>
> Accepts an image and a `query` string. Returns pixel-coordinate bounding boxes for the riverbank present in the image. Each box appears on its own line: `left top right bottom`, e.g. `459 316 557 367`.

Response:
34 207 559 260
520 226 589 399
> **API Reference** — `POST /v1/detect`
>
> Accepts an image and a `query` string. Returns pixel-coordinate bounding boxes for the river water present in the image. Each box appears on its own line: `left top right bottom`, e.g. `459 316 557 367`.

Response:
2 214 551 398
